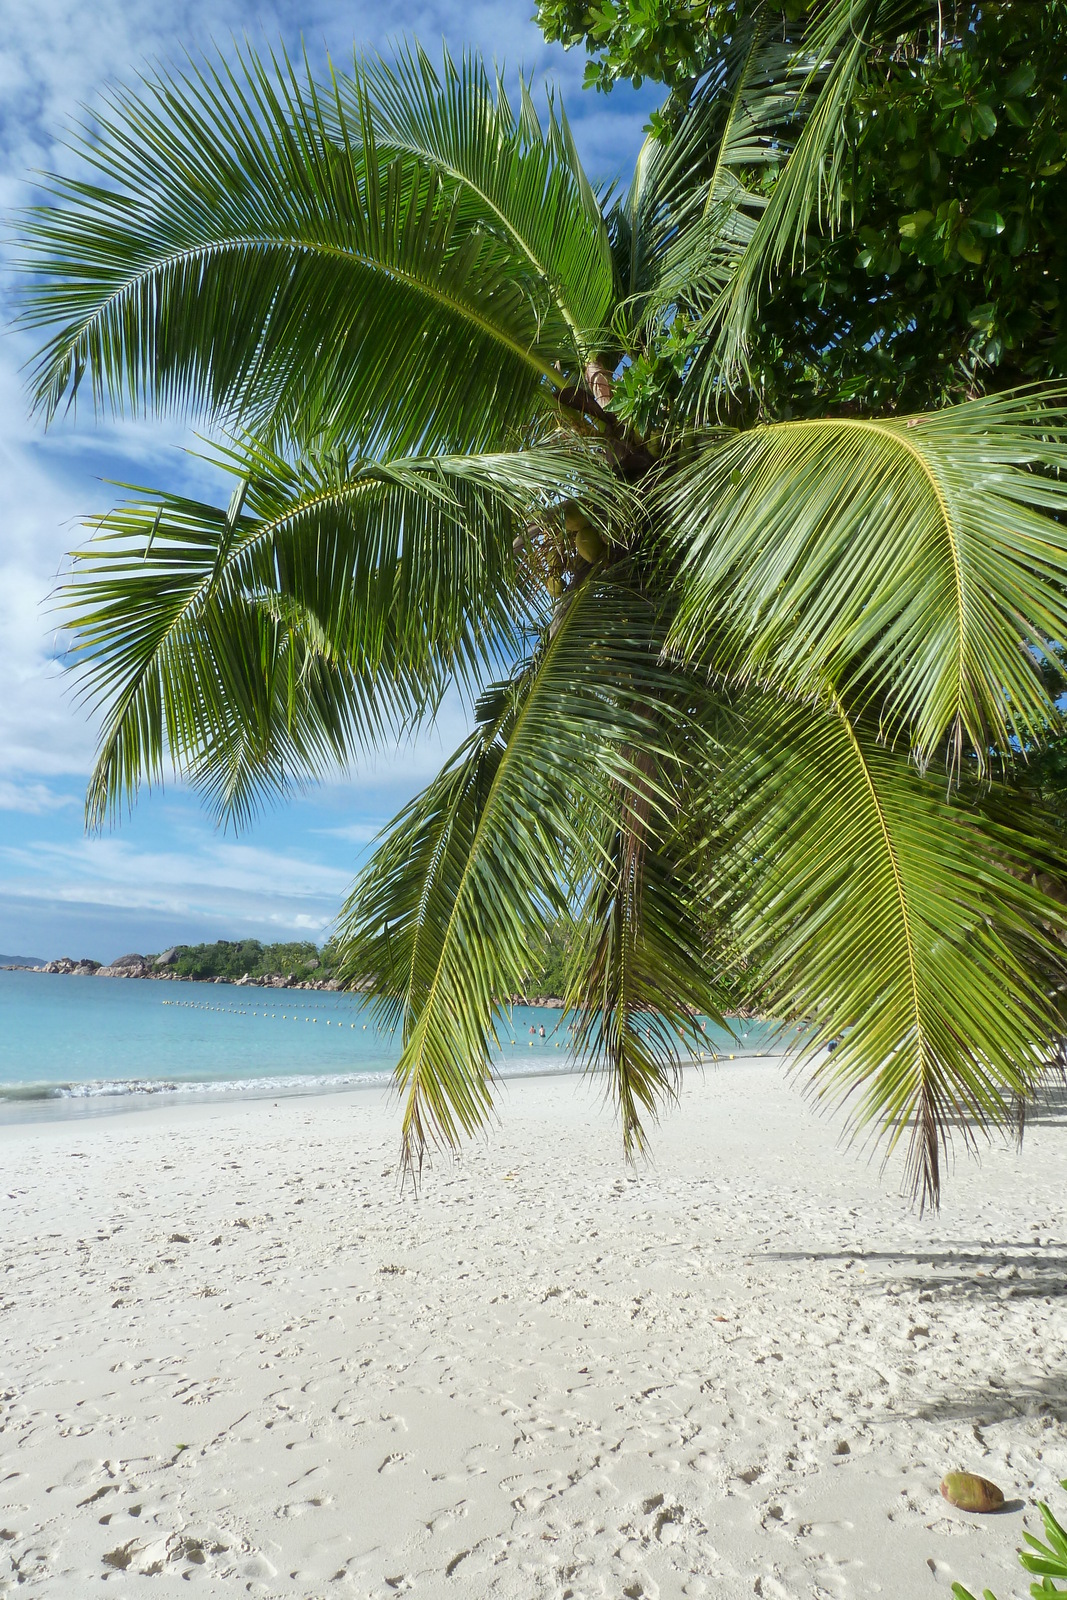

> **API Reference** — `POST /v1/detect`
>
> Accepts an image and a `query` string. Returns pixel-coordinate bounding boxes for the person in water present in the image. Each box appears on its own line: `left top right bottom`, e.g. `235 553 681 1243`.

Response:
538 1025 545 1037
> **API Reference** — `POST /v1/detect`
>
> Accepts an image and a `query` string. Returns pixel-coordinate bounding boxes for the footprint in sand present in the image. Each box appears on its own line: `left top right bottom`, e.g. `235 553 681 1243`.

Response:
101 1541 138 1570
276 1496 329 1518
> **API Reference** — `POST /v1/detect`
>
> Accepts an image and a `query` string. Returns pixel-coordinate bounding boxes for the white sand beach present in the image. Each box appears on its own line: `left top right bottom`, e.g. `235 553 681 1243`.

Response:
1 1057 1064 1599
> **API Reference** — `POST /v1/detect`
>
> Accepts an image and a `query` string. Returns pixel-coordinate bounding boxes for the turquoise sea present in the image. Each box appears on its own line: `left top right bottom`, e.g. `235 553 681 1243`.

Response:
0 968 785 1121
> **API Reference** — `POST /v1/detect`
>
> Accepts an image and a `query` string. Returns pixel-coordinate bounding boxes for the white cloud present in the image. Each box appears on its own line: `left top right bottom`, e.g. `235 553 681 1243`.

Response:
0 778 77 813
0 415 99 782
316 821 383 844
0 832 349 931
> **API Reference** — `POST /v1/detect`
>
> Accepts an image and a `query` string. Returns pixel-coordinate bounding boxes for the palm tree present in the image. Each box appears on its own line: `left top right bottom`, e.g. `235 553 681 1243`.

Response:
17 18 1067 1206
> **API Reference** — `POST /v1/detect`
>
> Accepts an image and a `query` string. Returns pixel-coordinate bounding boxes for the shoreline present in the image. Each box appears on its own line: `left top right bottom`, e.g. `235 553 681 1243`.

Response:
4 961 349 993
0 1044 778 1126
0 967 782 1127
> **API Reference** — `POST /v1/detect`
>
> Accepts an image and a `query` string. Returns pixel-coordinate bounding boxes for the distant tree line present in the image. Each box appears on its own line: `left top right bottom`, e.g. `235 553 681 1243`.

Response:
167 932 582 999
169 938 342 982
521 923 569 998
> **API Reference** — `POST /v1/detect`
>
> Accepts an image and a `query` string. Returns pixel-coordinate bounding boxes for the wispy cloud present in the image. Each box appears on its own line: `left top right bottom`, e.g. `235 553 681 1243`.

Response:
315 821 384 845
0 832 349 932
0 778 78 814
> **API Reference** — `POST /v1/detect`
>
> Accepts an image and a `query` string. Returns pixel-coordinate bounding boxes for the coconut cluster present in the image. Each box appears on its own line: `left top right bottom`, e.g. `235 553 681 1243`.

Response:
512 500 607 599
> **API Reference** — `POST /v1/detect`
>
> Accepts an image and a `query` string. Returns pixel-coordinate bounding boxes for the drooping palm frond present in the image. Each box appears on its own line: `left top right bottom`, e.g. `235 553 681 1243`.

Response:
337 692 532 1160
64 437 623 826
17 45 598 450
336 573 682 1171
664 390 1067 770
708 687 1067 1208
566 736 725 1155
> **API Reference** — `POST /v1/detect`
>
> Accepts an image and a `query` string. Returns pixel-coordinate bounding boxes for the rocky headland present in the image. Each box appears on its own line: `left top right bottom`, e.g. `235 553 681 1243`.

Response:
30 951 343 990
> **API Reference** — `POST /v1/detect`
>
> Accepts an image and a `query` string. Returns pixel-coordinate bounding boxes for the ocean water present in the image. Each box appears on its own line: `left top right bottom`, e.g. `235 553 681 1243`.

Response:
0 968 786 1121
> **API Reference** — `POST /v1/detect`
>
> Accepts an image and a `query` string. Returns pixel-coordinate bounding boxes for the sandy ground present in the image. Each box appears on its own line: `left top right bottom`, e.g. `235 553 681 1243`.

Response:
0 1058 1065 1600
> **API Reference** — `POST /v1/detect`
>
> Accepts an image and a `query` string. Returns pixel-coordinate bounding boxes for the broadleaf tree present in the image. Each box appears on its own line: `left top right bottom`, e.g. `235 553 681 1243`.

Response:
538 0 1067 413
17 28 1067 1205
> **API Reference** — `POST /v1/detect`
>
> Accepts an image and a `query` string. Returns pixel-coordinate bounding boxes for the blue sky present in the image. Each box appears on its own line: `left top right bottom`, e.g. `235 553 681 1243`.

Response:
0 0 658 961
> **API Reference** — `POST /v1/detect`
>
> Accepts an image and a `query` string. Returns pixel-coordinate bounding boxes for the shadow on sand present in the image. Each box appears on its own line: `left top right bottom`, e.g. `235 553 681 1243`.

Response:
1016 1074 1067 1129
764 1238 1067 1423
763 1244 1067 1302
914 1369 1067 1425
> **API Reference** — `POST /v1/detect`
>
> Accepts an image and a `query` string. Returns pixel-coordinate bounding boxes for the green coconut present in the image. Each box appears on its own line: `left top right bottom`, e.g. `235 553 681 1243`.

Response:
939 1472 1004 1513
575 524 606 563
546 575 564 599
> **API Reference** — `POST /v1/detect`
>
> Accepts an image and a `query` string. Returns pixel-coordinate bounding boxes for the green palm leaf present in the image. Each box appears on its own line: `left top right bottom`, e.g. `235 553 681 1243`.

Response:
700 0 932 385
567 742 725 1154
336 575 678 1170
665 390 1067 768
712 688 1067 1208
64 438 620 826
618 21 810 336
17 46 574 450
355 45 615 354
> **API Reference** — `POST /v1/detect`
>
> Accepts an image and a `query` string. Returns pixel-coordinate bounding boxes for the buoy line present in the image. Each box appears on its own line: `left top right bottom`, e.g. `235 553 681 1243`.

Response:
156 996 604 1051
160 995 371 1031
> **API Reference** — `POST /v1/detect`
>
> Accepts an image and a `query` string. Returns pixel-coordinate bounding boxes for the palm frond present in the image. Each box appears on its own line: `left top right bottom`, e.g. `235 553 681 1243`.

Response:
710 688 1067 1208
17 45 572 450
618 21 811 332
665 390 1067 769
355 44 615 355
567 739 725 1155
702 0 932 387
64 438 619 826
335 574 678 1171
